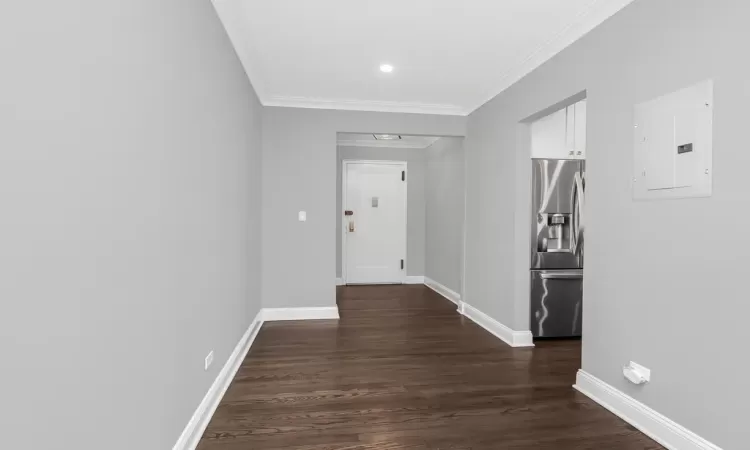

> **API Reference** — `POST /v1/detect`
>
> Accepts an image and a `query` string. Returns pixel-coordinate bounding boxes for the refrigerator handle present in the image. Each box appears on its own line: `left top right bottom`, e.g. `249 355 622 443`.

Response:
572 172 585 255
541 272 583 280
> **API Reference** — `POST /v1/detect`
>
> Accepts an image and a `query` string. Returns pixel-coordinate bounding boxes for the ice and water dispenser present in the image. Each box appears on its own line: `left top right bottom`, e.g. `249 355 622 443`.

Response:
537 213 572 253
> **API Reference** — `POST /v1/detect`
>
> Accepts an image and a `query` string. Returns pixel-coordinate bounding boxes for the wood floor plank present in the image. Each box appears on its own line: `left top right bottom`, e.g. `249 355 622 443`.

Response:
197 285 661 450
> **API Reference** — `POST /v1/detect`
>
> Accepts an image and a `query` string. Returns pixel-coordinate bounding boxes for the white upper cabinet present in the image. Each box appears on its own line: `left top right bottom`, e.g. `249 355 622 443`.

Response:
531 100 586 159
573 100 587 159
565 105 576 158
531 108 567 159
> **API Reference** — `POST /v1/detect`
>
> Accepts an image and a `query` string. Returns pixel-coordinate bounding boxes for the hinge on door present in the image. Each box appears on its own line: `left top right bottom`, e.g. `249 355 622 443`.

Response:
401 171 405 181
401 259 404 270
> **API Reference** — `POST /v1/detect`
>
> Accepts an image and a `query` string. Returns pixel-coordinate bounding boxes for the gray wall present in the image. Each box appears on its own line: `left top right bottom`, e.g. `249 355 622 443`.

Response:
336 146 427 278
425 138 466 293
261 107 466 308
0 1 263 449
464 0 748 447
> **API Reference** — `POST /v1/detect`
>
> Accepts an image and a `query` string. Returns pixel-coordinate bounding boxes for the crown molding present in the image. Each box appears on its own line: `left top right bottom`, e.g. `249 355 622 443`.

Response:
466 0 636 113
337 137 440 149
263 96 468 116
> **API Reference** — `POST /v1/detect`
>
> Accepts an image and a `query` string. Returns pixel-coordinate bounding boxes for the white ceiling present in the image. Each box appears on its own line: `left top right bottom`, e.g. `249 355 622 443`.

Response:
213 0 634 116
337 133 441 149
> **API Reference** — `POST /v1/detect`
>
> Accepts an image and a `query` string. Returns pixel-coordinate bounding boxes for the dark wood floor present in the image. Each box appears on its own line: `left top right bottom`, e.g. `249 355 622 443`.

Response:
198 284 660 449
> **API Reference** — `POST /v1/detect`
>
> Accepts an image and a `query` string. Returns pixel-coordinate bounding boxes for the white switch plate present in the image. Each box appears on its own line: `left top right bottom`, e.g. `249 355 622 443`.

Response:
298 211 307 222
204 351 214 371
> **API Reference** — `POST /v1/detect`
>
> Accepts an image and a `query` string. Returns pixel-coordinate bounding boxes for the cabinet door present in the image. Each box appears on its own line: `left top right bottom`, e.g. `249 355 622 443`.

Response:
641 101 677 191
531 108 567 159
574 100 587 159
565 105 576 159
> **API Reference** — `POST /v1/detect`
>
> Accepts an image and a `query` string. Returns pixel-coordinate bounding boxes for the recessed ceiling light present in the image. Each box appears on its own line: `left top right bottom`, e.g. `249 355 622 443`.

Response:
373 134 401 140
379 64 394 73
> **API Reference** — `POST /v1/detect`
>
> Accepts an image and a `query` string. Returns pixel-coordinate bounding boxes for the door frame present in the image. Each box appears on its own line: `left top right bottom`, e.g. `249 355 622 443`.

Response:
341 160 408 284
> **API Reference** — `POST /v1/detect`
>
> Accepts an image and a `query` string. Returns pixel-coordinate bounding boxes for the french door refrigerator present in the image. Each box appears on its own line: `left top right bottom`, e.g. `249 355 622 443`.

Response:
530 159 585 338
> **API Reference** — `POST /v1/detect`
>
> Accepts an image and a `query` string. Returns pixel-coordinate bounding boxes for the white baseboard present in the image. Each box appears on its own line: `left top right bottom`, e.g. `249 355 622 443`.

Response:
424 277 461 305
173 305 340 449
337 277 423 285
574 370 722 450
172 310 264 450
262 307 340 321
460 303 534 347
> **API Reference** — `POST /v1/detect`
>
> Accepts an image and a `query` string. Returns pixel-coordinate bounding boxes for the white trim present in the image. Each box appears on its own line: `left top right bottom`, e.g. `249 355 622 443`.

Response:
574 370 723 450
342 160 410 166
335 277 345 286
172 310 264 450
265 96 468 116
341 160 349 283
336 137 441 149
467 0 636 113
342 160 408 285
460 303 534 347
404 276 425 285
460 128 469 314
424 277 461 305
262 307 340 321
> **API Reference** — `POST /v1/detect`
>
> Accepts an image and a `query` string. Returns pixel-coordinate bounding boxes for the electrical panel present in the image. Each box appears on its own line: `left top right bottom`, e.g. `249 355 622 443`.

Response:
633 80 713 200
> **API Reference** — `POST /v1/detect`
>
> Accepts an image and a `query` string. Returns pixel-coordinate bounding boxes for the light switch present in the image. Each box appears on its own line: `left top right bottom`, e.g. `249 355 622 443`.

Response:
298 211 307 222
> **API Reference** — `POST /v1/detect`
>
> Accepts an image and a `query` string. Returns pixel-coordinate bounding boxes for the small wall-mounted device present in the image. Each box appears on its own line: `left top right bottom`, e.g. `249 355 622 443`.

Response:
204 351 214 371
623 361 651 385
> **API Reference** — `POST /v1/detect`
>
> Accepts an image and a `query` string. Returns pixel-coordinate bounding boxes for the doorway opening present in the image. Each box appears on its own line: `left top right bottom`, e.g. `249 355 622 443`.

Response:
335 133 466 299
523 92 587 372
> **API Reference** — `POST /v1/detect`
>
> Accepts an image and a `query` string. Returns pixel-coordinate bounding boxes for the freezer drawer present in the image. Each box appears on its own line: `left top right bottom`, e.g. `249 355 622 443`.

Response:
530 269 583 338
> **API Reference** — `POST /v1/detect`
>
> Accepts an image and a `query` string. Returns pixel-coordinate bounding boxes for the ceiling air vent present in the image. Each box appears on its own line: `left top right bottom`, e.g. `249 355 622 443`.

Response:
373 134 401 140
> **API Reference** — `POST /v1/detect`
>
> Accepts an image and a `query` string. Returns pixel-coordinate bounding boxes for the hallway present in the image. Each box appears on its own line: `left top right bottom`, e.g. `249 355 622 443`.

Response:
197 285 660 449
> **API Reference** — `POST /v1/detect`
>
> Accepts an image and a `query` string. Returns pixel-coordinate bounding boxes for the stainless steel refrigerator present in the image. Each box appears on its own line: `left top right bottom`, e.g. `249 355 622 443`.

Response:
530 159 585 338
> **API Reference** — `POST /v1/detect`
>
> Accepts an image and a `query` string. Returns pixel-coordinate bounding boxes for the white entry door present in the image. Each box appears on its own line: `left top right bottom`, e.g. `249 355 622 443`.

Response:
343 161 407 284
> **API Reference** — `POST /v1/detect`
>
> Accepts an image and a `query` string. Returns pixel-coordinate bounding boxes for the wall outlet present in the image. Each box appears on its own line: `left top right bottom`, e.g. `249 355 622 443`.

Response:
298 211 307 222
204 351 214 371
